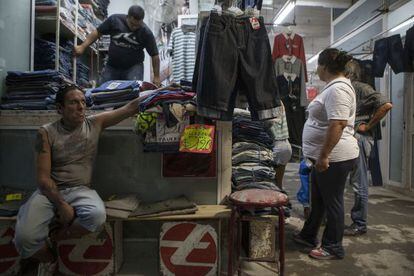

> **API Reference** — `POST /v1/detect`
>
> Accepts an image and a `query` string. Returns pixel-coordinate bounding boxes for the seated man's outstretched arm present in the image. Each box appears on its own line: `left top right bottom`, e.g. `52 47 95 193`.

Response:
36 128 75 225
94 96 141 129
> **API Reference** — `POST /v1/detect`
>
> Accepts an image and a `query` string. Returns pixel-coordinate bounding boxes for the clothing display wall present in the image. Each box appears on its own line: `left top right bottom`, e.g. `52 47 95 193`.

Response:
193 12 281 121
168 26 197 82
272 32 308 82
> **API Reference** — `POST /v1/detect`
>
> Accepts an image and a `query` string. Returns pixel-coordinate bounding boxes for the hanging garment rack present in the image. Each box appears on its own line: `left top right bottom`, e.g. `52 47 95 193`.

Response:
347 14 414 54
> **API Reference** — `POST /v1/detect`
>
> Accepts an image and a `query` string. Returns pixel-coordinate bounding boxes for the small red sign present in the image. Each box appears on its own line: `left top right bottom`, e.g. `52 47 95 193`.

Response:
160 222 217 276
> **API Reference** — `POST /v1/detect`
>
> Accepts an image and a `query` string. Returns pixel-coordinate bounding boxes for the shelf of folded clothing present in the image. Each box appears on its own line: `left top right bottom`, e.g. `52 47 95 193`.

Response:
35 14 98 54
121 205 231 221
0 110 135 130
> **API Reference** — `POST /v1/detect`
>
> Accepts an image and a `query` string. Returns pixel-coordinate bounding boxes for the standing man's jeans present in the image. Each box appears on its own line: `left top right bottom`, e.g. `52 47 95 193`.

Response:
349 133 373 230
100 63 144 84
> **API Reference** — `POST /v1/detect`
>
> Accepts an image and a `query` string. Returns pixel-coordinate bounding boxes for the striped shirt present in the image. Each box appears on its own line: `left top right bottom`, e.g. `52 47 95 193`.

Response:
168 27 196 82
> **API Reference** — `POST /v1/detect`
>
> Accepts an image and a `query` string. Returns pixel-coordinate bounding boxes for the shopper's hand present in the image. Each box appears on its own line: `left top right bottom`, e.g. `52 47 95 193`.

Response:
357 123 369 133
56 202 75 226
153 76 161 88
315 156 329 172
73 45 85 57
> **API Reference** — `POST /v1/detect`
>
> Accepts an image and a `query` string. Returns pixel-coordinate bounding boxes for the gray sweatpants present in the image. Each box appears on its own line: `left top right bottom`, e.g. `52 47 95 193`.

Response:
14 186 106 258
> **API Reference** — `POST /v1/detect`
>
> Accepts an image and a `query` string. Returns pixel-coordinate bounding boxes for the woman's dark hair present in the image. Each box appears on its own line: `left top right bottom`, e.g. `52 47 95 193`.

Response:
56 84 82 105
128 5 145 20
318 48 352 75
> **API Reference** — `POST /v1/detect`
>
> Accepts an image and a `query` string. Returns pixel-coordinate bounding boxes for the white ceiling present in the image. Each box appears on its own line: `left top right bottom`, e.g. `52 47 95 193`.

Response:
262 0 353 69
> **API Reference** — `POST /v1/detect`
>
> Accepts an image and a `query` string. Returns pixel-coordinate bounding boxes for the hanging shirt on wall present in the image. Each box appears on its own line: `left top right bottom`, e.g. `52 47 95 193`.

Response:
404 26 414 72
97 14 159 69
274 55 306 106
272 32 307 82
167 26 197 82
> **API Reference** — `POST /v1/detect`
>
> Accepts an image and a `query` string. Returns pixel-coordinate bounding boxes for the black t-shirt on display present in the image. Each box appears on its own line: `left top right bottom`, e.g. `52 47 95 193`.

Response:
97 14 159 69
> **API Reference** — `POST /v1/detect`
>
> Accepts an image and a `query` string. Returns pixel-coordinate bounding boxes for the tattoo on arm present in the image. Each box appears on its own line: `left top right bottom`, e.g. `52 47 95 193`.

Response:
35 132 47 154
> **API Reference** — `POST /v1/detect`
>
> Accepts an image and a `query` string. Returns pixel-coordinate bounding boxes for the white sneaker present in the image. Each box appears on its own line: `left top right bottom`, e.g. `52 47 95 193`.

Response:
37 261 57 276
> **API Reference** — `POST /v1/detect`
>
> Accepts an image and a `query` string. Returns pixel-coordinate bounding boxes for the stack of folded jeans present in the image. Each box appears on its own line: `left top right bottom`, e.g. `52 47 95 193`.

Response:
232 112 279 192
35 38 90 86
87 80 142 110
89 0 110 18
76 60 90 87
233 116 274 148
1 70 71 110
135 84 197 153
35 38 72 79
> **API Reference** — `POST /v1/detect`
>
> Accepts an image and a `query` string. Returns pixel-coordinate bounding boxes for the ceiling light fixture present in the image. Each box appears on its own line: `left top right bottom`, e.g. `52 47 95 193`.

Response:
273 0 296 25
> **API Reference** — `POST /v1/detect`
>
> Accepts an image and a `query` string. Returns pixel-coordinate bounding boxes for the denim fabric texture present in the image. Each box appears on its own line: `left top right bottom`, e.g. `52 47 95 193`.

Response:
373 34 405 77
195 12 281 120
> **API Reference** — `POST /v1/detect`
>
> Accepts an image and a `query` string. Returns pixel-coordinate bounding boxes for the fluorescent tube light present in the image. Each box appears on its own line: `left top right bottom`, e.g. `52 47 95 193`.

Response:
389 17 414 33
308 51 321 64
273 1 296 25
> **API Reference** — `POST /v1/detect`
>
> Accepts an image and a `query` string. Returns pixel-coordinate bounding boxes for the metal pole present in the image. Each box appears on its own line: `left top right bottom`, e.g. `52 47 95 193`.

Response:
73 0 78 83
55 0 60 71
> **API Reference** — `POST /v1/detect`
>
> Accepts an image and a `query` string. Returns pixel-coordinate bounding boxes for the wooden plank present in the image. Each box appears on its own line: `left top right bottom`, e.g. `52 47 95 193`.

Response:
0 205 231 222
0 216 16 221
111 205 231 221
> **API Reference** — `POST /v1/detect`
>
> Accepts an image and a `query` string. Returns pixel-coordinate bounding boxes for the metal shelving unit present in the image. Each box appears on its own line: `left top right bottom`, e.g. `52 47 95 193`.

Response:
34 0 101 85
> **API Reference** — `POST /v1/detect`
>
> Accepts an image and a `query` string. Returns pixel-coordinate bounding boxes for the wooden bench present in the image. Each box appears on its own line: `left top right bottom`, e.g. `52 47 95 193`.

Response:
0 205 231 274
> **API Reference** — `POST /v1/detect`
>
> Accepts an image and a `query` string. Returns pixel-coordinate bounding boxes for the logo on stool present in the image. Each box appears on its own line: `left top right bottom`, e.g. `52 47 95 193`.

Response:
160 222 217 276
58 224 114 276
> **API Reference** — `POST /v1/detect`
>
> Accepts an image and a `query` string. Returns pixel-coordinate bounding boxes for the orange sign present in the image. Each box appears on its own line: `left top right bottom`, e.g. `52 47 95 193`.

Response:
179 124 215 154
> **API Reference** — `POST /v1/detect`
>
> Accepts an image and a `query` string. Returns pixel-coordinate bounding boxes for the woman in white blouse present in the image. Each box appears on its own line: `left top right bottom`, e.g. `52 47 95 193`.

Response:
293 48 359 260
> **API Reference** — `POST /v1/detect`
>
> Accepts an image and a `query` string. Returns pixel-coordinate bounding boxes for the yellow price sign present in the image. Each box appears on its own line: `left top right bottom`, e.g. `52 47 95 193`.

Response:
179 124 215 154
6 193 22 201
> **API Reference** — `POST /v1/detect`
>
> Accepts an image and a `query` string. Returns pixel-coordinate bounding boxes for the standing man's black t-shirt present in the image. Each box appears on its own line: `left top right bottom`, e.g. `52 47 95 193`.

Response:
97 14 159 69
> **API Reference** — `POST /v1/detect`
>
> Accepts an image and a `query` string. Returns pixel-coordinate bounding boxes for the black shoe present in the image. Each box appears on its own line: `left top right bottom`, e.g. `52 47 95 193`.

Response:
344 224 367 236
292 233 317 248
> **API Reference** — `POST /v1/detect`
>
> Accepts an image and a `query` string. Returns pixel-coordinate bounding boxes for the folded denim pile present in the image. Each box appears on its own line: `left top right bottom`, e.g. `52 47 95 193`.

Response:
86 80 143 110
231 109 279 192
1 70 72 110
34 37 90 86
134 83 197 153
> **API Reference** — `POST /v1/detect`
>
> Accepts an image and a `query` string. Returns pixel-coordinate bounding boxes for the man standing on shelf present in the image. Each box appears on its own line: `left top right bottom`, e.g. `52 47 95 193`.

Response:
74 5 161 86
14 84 142 275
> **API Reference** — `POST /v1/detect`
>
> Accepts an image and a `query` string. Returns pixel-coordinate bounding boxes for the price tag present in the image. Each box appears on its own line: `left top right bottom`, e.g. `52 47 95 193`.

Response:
249 17 260 30
107 82 121 90
5 193 22 201
179 124 215 154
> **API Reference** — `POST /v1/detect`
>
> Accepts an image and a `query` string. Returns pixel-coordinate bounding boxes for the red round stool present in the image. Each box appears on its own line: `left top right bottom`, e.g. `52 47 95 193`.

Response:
227 189 289 276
